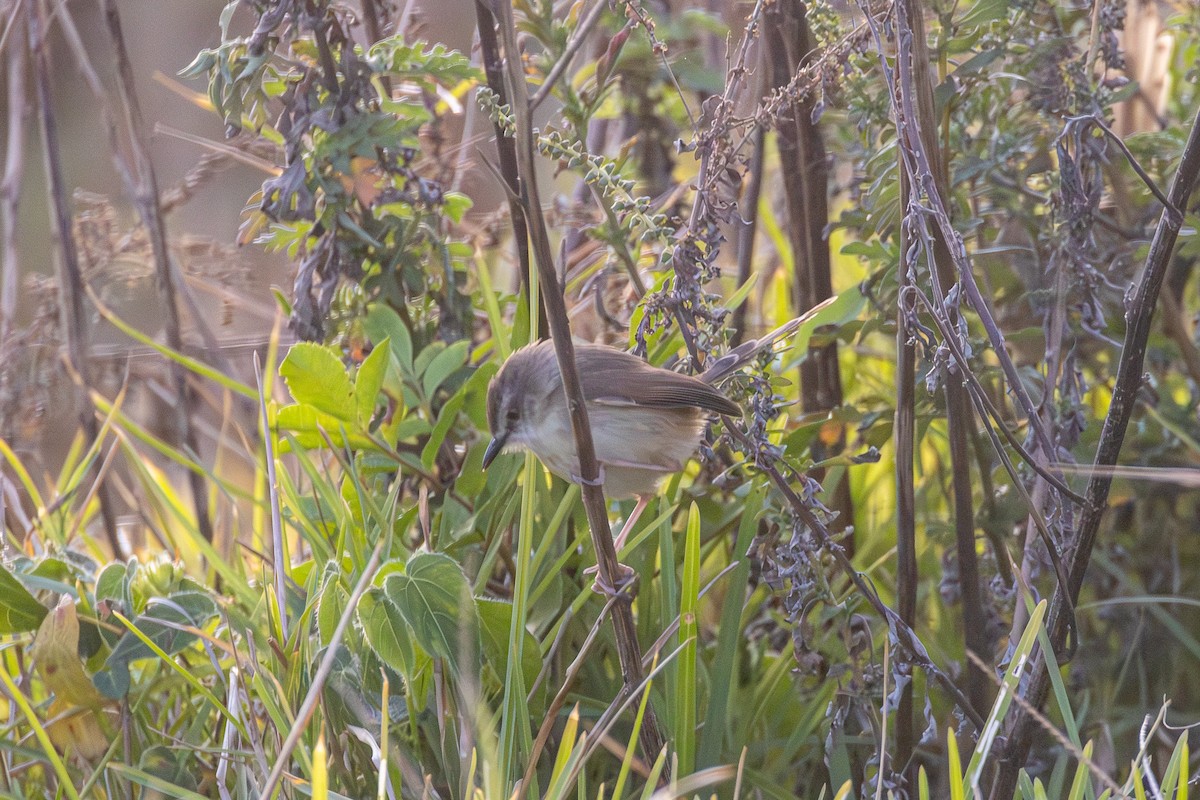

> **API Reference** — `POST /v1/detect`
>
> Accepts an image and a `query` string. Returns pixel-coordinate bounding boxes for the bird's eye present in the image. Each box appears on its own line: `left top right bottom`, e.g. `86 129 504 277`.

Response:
506 408 520 423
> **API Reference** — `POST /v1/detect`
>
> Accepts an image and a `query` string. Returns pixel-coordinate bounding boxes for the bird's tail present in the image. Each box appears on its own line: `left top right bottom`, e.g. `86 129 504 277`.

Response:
700 295 838 384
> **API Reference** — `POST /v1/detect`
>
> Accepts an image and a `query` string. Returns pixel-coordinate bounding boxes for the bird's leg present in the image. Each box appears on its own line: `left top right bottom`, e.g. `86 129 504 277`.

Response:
613 494 651 552
585 495 650 596
570 463 606 487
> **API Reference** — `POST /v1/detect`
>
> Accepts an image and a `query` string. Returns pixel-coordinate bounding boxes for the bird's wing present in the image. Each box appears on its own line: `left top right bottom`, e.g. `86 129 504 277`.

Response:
577 344 741 416
597 454 684 472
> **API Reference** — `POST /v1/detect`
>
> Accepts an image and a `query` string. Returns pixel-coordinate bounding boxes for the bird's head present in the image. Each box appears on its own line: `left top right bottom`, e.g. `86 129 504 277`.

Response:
482 344 547 468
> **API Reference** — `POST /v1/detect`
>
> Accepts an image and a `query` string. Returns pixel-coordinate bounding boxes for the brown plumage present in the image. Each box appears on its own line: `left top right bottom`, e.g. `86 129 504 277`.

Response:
484 339 739 498
481 298 839 499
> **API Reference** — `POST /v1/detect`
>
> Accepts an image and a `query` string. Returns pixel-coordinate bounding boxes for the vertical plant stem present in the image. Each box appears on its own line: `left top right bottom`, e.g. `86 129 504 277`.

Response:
101 0 214 543
893 0 990 717
731 123 765 347
762 0 854 545
1 8 27 349
27 0 121 555
894 201 918 785
490 0 667 776
473 1 542 336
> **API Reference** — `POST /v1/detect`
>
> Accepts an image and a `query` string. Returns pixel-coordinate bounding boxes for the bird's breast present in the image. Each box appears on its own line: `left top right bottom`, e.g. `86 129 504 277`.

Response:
520 403 707 499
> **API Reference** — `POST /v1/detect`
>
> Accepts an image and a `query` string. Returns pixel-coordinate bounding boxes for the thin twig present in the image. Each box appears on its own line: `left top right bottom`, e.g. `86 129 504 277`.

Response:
892 0 989 715
1071 114 1179 217
515 598 617 800
764 0 853 543
529 0 609 111
893 143 918 788
474 1 540 334
859 0 1063 475
671 0 767 365
731 123 765 346
56 6 239 393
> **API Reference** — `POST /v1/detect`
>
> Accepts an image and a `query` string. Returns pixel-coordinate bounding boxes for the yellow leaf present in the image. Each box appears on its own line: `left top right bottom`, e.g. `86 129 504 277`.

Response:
29 598 107 711
45 699 110 762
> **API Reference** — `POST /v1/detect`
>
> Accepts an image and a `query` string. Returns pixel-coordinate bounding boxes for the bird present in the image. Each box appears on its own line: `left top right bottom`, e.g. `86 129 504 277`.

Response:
482 296 837 549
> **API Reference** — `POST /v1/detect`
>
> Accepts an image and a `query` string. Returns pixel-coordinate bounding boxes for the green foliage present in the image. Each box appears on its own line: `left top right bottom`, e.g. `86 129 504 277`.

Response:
0 560 50 633
185 2 481 344
6 0 1200 798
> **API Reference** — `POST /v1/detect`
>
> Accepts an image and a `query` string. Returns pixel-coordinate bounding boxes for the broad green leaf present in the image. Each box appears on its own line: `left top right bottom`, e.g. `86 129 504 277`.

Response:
421 339 470 399
442 192 473 224
421 391 466 470
958 0 1008 29
280 342 356 422
412 340 445 381
955 48 1005 76
383 553 479 676
315 569 347 646
28 599 106 709
477 597 540 702
355 337 391 426
0 562 49 633
276 404 378 451
358 587 416 675
364 304 413 373
781 286 867 366
462 360 499 429
96 591 219 698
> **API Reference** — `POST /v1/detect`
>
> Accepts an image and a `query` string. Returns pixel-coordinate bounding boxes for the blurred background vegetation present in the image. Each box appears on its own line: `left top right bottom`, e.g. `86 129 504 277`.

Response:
2 0 1200 798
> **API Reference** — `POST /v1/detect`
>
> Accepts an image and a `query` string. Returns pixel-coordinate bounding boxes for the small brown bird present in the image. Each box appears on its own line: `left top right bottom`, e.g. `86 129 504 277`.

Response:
482 297 836 548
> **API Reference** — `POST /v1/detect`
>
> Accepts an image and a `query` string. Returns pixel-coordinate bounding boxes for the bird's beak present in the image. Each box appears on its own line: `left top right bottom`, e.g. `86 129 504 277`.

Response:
482 432 508 469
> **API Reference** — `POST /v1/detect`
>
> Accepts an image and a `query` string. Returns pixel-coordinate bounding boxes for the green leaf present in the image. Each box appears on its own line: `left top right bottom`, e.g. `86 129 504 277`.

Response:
356 337 391 426
1065 740 1093 800
358 586 416 675
1158 730 1187 799
957 0 1008 29
421 390 466 470
948 730 965 800
364 304 413 374
955 48 1005 76
366 40 481 87
412 341 444 383
442 192 473 224
421 339 470 399
96 591 219 698
963 600 1047 793
674 503 701 776
477 597 540 699
383 553 479 676
316 569 347 646
276 404 378 451
280 342 356 422
0 562 48 633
